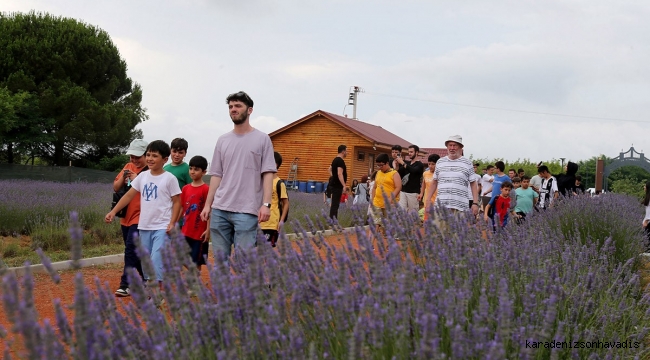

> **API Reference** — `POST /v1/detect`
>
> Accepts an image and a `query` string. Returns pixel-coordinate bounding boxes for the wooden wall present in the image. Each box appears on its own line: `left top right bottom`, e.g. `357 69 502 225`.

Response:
270 115 374 187
349 147 385 185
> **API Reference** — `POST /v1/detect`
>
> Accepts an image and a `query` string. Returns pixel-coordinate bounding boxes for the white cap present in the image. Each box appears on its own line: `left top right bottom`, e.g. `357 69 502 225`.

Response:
125 139 148 156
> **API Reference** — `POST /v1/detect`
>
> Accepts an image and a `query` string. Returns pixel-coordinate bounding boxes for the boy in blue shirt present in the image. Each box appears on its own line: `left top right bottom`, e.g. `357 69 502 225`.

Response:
485 161 510 224
514 175 539 223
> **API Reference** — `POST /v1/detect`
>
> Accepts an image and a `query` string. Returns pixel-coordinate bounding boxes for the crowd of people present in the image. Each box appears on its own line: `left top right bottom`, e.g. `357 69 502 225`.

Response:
105 91 287 298
103 90 599 299
326 135 590 244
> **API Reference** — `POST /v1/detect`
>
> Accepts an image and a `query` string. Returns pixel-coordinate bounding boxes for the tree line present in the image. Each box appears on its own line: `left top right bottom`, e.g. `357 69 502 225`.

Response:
473 156 650 198
0 11 146 168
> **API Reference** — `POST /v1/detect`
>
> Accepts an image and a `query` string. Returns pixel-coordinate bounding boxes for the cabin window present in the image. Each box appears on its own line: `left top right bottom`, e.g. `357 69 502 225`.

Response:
357 152 365 161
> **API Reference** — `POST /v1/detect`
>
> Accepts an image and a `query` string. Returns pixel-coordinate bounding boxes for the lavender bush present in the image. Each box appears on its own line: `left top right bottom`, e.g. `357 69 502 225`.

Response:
525 193 646 264
2 194 649 358
0 180 111 236
0 180 353 265
281 192 360 233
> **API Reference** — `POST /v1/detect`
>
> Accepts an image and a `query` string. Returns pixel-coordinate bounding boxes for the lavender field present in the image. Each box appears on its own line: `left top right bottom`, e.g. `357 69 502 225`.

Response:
2 193 649 358
0 180 123 266
0 180 357 266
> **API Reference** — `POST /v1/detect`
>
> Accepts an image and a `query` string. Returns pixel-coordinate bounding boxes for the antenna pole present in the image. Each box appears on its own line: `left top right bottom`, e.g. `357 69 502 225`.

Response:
347 86 362 120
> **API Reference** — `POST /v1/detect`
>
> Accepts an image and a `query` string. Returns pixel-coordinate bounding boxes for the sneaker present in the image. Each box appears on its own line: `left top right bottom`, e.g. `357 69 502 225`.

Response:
115 287 130 297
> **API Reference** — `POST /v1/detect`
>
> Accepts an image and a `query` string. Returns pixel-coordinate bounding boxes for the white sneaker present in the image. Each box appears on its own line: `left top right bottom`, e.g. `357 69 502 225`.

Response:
115 287 130 297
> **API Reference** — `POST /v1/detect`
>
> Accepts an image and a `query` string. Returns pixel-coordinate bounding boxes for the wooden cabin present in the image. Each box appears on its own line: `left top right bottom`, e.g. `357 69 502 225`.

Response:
269 110 432 187
418 148 448 162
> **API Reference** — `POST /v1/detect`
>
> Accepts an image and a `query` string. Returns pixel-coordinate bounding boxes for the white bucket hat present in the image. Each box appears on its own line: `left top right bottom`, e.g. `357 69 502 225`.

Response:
444 135 464 147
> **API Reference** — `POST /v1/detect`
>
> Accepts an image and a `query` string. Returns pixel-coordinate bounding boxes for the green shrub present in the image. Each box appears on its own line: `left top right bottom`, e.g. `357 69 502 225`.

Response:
2 242 21 258
30 226 71 251
88 222 122 246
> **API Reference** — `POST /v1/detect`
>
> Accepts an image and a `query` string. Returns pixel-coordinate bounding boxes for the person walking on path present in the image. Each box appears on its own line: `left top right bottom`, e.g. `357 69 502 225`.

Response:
370 153 401 246
200 91 276 259
394 144 425 213
424 135 479 216
113 139 148 297
329 145 348 220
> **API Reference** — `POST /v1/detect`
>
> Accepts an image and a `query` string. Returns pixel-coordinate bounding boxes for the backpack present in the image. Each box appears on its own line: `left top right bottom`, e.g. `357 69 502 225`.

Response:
112 186 129 218
359 183 370 202
276 179 289 221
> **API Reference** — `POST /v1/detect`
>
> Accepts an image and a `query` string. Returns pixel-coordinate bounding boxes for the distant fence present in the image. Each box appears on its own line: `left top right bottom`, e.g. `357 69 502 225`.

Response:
0 164 116 183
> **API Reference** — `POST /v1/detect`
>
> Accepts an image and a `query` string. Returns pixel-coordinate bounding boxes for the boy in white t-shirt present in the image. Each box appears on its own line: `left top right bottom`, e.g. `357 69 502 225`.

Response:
106 140 182 287
480 165 495 209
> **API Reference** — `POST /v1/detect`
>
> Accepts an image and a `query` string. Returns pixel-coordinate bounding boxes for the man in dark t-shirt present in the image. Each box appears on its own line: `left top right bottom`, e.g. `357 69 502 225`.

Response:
394 144 425 213
329 145 348 219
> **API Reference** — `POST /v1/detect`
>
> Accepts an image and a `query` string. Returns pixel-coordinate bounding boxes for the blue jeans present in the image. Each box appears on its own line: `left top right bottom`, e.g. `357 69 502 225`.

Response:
120 224 144 288
139 229 169 282
210 208 258 259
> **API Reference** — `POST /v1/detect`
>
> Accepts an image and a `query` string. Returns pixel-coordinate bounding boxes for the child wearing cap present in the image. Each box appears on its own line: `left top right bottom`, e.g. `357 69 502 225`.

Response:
113 139 149 297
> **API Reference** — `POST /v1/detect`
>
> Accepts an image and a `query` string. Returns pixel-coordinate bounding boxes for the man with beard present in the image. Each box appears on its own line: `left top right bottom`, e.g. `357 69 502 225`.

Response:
200 91 276 259
394 144 425 213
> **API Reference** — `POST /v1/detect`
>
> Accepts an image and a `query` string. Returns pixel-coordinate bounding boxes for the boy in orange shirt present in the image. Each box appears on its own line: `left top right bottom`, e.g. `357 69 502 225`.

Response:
113 139 148 297
420 154 441 221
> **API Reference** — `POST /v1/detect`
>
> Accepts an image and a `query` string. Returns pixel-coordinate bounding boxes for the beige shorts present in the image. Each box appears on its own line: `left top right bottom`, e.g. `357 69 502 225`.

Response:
370 205 387 226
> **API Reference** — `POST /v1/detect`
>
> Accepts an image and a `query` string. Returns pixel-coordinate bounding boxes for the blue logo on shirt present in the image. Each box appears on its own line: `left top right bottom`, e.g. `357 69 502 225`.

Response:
143 182 158 201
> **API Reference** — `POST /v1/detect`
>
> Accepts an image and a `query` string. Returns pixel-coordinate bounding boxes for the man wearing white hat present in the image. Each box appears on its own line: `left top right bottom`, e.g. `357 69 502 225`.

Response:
424 135 479 216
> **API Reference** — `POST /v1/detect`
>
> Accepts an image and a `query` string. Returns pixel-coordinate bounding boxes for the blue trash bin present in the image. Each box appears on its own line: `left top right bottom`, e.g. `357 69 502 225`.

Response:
298 181 307 192
307 181 315 193
315 182 324 193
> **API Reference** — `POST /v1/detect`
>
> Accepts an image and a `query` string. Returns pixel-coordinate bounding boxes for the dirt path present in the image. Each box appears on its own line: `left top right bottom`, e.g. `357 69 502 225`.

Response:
0 233 364 355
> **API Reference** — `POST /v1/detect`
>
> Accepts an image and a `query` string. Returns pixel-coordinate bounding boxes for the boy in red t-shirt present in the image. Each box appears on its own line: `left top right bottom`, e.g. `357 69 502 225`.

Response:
484 181 514 232
180 156 210 269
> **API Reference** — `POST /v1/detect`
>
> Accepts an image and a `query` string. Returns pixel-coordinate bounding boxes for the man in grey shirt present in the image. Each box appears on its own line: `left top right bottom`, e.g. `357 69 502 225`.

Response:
200 91 276 258
529 162 544 194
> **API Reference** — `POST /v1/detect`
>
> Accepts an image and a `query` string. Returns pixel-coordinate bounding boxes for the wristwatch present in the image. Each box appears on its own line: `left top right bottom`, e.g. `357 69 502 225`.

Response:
263 202 271 208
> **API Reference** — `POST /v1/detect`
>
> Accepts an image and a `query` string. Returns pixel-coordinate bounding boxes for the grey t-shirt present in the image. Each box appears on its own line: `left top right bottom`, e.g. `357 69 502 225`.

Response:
530 174 543 190
208 128 276 215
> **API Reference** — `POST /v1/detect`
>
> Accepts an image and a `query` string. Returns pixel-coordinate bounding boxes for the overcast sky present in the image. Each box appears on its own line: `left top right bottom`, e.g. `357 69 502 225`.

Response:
5 0 650 163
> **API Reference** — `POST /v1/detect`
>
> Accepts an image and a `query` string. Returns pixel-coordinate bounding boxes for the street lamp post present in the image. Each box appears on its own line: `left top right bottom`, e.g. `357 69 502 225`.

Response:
560 157 566 170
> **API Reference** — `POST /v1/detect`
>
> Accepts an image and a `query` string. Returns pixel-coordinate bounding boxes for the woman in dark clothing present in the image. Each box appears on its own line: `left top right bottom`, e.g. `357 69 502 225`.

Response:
557 161 579 197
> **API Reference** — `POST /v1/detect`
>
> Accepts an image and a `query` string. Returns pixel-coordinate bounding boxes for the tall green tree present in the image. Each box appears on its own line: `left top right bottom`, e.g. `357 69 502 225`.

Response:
0 12 147 165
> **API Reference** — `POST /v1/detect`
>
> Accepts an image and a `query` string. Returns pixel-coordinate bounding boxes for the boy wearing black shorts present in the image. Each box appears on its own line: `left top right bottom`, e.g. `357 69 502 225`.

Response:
260 152 289 247
180 156 210 268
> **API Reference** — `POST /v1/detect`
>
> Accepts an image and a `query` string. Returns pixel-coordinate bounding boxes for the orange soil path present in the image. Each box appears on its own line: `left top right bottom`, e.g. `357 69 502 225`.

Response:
0 233 363 355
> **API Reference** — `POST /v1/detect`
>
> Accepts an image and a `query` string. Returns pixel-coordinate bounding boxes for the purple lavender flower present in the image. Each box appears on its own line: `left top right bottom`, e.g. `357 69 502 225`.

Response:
68 211 83 269
35 248 61 284
1 192 649 358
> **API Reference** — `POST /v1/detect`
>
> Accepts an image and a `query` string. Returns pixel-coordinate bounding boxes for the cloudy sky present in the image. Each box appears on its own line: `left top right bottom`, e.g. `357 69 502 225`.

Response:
5 0 650 163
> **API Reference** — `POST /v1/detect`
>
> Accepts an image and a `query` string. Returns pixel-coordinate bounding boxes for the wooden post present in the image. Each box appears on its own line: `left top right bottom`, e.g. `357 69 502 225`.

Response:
595 158 604 193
